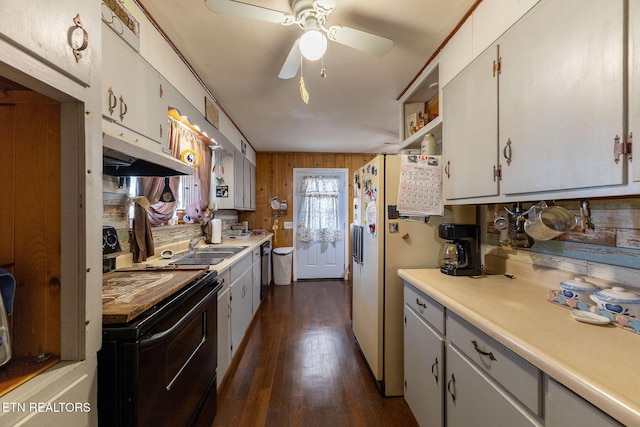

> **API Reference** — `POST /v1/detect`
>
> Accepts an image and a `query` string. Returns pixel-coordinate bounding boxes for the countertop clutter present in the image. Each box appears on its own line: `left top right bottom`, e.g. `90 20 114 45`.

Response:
398 255 640 426
106 234 273 321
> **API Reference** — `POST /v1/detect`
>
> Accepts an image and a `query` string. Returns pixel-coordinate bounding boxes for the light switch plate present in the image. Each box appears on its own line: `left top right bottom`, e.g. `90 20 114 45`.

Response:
284 221 293 229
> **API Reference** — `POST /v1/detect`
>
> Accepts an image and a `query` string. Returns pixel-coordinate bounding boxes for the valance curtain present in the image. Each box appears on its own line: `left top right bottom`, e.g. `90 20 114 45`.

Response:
137 118 212 225
297 175 342 243
132 118 212 261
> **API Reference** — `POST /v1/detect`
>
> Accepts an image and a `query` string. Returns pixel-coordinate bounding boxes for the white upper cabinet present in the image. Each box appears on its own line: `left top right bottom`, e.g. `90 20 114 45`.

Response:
498 0 625 195
0 0 96 86
443 45 499 201
102 23 167 150
630 1 640 184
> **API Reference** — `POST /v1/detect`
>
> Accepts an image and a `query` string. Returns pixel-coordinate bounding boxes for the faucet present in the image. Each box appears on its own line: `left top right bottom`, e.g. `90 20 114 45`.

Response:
189 236 205 252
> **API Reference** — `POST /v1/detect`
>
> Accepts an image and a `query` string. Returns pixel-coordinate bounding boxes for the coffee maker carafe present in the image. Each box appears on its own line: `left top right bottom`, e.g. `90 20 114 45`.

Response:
438 223 482 276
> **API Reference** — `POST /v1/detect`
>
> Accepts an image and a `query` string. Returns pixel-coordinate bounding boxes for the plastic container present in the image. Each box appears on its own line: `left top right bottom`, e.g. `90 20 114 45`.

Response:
272 247 294 285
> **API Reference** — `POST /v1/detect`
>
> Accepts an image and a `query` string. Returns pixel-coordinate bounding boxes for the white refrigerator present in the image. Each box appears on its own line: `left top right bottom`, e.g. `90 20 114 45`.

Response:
351 154 474 396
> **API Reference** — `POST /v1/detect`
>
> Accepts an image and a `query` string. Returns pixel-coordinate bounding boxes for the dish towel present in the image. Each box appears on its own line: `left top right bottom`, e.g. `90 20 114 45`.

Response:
0 268 16 315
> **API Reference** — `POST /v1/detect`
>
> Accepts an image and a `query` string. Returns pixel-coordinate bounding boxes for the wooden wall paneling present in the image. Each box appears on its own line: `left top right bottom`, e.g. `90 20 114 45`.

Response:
240 152 376 255
13 102 61 358
0 105 16 267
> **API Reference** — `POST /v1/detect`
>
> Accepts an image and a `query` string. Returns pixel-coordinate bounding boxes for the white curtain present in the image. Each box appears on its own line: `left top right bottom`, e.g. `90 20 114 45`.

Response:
298 176 342 243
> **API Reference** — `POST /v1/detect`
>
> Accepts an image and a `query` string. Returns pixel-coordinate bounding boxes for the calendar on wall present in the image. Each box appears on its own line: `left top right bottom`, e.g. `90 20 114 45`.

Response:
397 155 443 217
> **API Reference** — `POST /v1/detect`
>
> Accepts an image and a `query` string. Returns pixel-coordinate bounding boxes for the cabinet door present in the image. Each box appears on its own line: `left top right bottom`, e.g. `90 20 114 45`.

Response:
102 24 166 149
0 0 96 86
217 286 230 388
443 45 499 200
234 149 244 209
404 306 444 427
243 157 252 209
446 345 539 427
250 162 256 210
230 268 252 357
630 1 640 184
252 248 261 314
545 377 622 427
499 0 624 194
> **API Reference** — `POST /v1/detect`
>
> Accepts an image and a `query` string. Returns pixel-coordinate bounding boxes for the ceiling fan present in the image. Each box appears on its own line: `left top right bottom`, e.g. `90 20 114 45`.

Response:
204 0 394 79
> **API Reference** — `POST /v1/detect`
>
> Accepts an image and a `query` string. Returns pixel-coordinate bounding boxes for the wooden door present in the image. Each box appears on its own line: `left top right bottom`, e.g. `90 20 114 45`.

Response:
293 169 348 280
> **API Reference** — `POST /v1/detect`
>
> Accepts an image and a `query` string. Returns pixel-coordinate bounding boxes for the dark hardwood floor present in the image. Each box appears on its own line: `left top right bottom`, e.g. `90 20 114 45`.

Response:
211 280 419 427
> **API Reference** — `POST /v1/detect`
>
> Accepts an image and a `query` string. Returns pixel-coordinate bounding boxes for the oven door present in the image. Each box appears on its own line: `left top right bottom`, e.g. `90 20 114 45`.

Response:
137 281 218 426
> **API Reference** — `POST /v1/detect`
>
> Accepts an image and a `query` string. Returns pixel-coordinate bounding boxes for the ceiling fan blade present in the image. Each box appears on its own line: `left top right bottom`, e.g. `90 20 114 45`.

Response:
313 0 338 15
278 39 301 79
204 0 294 25
327 25 393 57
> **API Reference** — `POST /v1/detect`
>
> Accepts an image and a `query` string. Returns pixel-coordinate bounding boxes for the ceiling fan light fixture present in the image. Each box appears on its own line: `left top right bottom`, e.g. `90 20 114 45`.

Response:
299 28 327 61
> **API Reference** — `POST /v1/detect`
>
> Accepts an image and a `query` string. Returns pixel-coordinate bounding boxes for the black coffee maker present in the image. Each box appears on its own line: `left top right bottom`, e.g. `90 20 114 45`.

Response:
438 223 482 276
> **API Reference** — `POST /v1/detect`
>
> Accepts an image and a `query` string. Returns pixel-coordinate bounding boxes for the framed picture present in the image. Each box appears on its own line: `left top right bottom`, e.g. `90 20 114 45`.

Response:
405 113 418 137
205 97 219 129
216 185 229 198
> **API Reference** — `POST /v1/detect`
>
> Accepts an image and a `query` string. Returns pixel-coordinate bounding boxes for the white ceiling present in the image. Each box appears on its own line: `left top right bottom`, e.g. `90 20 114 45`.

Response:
137 0 476 153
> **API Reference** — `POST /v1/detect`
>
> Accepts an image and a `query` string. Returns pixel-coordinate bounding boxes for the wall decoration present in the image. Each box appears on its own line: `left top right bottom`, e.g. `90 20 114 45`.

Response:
405 113 418 136
205 97 219 129
216 185 229 198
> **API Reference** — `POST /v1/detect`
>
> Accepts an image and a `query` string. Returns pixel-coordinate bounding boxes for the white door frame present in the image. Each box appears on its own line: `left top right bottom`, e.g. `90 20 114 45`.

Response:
292 168 349 281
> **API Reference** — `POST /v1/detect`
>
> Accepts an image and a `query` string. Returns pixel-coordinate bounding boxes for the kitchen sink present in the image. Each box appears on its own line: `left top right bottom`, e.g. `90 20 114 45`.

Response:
169 246 247 266
195 246 246 254
169 254 226 265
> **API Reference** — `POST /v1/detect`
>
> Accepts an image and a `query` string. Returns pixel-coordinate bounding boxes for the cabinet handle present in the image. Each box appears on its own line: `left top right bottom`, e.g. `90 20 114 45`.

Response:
71 14 89 63
503 138 512 166
444 160 450 178
471 340 497 361
160 124 163 138
415 298 427 309
119 95 128 121
107 87 117 115
447 373 456 402
431 357 439 384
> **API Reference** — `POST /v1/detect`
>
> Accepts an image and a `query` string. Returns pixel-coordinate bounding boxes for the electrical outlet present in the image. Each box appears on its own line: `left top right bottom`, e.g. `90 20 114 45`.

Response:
284 221 293 229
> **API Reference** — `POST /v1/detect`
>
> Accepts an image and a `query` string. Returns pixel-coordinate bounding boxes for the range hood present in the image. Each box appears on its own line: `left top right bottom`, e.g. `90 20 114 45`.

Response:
102 122 194 177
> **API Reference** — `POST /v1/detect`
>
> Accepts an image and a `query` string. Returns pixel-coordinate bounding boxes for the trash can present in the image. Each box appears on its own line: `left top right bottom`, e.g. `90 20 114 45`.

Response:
272 247 294 285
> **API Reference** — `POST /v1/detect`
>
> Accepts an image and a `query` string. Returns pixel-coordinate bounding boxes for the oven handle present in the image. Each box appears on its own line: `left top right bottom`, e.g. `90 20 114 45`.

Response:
139 284 218 349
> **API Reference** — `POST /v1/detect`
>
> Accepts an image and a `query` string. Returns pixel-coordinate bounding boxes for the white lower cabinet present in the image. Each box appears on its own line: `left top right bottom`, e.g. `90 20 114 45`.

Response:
445 345 540 427
230 254 253 358
404 282 541 426
404 305 444 427
545 377 623 427
252 247 261 314
217 268 231 388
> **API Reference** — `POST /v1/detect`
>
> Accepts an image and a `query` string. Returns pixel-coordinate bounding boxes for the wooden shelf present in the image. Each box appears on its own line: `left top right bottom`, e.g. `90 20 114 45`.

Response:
400 115 442 150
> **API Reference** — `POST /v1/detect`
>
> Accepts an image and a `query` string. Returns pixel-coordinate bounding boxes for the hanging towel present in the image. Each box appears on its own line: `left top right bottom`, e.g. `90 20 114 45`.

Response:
0 268 16 315
133 200 155 262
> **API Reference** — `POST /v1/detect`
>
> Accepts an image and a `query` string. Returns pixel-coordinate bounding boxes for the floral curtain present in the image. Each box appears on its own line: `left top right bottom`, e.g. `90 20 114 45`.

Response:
297 175 342 243
137 118 212 226
131 118 212 261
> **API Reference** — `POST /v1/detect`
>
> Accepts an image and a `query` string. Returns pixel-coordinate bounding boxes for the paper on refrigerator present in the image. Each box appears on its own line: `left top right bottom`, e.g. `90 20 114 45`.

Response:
397 155 444 217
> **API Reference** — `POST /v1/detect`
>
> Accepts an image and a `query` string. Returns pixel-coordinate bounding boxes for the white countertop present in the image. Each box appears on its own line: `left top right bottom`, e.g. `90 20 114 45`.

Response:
116 233 273 273
398 260 640 426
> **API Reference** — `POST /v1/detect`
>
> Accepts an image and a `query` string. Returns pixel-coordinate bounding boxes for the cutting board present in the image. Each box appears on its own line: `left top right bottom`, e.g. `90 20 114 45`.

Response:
102 265 210 324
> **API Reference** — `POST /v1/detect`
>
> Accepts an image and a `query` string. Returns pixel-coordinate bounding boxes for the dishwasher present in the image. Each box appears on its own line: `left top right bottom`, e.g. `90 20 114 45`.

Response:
260 240 272 300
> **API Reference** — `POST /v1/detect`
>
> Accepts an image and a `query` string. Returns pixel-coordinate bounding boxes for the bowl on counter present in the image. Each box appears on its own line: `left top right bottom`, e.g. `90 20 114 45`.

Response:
559 277 601 304
590 287 640 318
